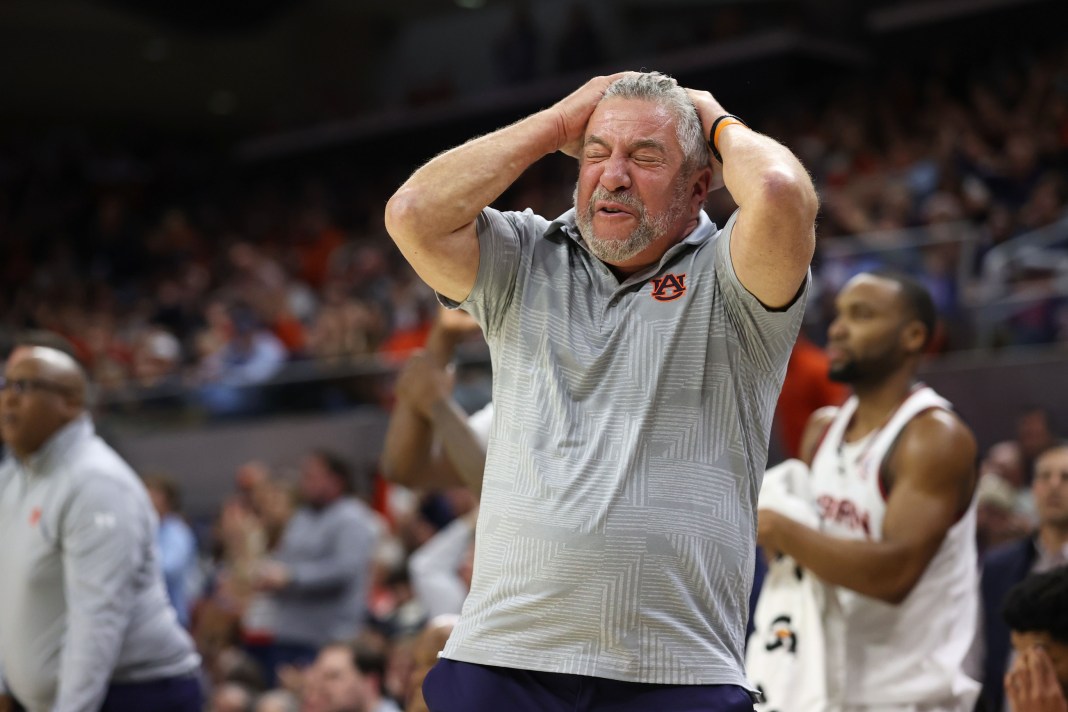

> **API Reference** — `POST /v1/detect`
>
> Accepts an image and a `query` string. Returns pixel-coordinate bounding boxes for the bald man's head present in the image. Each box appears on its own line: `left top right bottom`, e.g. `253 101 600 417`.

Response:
1 346 89 459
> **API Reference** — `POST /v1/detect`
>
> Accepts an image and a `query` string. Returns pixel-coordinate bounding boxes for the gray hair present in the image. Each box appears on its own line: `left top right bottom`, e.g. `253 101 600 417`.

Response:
602 72 710 175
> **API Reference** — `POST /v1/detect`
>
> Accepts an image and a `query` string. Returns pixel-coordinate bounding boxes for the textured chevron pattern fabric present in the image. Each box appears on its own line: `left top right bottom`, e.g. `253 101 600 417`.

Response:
439 207 807 685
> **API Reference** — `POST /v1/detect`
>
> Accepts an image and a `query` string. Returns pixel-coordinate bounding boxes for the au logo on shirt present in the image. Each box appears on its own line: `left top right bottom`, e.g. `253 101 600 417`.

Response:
650 272 687 302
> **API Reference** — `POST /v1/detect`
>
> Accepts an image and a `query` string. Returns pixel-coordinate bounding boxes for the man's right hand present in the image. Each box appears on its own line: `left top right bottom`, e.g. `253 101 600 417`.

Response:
0 693 16 712
551 72 632 158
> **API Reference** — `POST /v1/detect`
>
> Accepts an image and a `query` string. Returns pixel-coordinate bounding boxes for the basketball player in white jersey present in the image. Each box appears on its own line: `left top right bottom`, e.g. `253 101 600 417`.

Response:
757 270 981 711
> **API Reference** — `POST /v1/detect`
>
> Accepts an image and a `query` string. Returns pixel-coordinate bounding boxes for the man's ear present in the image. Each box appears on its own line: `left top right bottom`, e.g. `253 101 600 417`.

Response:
902 320 928 355
691 166 715 210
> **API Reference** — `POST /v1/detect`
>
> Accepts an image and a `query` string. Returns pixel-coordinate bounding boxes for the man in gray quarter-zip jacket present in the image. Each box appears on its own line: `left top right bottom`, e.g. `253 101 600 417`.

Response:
0 346 202 712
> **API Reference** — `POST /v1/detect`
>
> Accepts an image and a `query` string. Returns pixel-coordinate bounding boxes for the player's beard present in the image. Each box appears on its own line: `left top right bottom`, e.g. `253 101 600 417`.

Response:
828 347 903 385
574 181 689 264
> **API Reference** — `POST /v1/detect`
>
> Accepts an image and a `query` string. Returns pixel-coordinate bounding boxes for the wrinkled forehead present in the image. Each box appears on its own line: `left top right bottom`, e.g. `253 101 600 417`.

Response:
588 97 680 143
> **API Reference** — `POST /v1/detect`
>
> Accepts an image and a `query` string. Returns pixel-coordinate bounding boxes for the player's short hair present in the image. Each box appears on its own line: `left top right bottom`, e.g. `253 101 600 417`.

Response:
1002 566 1068 645
869 269 938 349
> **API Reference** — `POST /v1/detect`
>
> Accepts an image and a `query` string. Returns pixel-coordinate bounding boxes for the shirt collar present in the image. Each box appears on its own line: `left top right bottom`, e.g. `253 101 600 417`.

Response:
22 412 94 475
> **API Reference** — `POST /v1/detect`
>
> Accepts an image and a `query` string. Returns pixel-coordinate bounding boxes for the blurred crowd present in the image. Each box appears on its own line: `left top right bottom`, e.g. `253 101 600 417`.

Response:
1 38 1067 421
2 15 1067 712
154 444 478 712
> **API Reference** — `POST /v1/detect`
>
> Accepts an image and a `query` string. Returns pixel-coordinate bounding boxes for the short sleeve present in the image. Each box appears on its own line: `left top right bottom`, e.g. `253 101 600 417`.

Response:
713 210 810 372
437 208 549 339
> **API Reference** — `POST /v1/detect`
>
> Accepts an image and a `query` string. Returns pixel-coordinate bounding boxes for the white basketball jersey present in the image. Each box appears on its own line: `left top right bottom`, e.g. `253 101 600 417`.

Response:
809 385 981 710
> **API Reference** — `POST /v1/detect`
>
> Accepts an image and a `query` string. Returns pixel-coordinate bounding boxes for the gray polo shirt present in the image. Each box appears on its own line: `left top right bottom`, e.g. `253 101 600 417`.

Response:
0 415 200 712
440 207 807 685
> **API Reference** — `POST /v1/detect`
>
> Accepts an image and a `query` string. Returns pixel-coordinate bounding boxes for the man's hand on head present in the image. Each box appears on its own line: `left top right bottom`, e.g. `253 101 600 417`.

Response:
552 72 634 158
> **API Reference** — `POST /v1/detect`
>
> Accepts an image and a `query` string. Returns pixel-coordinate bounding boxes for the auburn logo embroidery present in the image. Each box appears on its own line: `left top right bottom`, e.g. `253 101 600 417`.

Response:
650 272 687 302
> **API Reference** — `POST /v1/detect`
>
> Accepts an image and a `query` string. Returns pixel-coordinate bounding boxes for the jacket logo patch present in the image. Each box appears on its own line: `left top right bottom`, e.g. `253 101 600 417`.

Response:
651 273 687 302
29 507 41 526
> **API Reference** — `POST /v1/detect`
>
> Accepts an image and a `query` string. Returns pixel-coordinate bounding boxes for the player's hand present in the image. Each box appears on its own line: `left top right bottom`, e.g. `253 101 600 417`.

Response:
0 694 15 712
756 508 787 558
1006 646 1068 712
552 72 633 158
396 351 456 418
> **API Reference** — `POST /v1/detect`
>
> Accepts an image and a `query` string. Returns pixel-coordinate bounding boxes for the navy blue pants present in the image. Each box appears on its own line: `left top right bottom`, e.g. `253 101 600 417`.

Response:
99 674 203 712
11 674 203 712
423 659 757 712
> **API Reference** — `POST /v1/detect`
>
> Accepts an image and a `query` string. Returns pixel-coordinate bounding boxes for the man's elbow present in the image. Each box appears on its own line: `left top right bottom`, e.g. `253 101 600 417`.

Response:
384 188 422 247
761 167 819 230
873 569 924 606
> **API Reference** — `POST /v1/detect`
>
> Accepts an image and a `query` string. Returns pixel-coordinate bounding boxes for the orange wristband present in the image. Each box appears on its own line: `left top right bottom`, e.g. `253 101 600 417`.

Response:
709 114 748 163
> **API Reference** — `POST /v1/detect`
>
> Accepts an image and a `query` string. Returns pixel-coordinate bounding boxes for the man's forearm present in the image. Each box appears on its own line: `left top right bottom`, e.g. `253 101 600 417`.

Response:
772 516 921 604
385 111 559 246
379 400 436 486
429 399 486 496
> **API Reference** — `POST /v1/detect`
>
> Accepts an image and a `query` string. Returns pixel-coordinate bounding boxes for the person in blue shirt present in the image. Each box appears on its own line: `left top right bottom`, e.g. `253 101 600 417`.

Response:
144 474 199 629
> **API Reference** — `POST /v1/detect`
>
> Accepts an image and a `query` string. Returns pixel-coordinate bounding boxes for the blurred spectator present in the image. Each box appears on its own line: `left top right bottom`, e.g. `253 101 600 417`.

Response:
246 450 378 685
302 638 401 712
978 442 1068 711
198 302 288 386
307 281 379 365
975 471 1031 555
130 326 183 392
144 473 200 628
1017 406 1061 482
255 689 299 712
210 682 255 712
1001 566 1068 712
196 302 288 417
